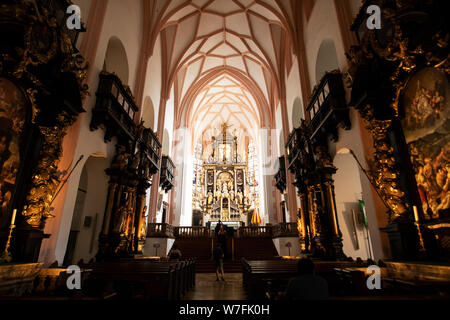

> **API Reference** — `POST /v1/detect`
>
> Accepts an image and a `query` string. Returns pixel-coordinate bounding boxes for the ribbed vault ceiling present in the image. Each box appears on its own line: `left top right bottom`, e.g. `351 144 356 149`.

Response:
151 0 295 141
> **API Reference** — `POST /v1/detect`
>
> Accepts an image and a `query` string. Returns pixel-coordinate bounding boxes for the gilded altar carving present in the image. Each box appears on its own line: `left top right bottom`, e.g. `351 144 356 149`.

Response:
315 146 336 170
0 1 88 231
347 0 449 223
0 78 27 228
367 119 408 222
22 113 76 227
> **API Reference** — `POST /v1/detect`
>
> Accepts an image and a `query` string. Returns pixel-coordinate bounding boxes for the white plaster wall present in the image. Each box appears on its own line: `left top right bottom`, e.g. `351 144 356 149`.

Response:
46 0 144 265
71 156 109 264
275 105 284 156
164 93 175 157
333 153 372 260
179 128 193 226
155 87 175 222
285 58 304 131
258 127 280 225
329 109 390 260
171 128 187 226
272 237 301 257
143 34 162 126
304 0 348 87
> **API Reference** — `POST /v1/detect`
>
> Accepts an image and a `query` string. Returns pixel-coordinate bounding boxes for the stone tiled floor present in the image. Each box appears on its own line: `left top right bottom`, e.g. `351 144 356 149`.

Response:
183 273 247 300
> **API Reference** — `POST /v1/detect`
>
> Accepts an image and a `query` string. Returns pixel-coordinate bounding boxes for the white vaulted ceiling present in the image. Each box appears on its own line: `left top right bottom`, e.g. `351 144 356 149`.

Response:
150 0 296 142
191 73 260 142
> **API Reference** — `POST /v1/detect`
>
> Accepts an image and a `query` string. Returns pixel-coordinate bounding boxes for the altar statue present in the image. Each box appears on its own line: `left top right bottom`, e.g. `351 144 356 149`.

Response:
237 191 243 204
216 189 222 201
207 191 213 204
222 182 228 193
223 186 229 198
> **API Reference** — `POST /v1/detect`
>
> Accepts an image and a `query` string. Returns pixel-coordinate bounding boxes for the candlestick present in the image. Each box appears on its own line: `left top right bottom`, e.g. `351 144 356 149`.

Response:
11 209 17 226
413 206 419 223
1 210 16 263
413 206 426 254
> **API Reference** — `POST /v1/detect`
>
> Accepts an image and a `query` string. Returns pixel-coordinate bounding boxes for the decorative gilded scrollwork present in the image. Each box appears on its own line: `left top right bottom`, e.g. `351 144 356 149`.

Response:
347 0 449 223
1 0 88 230
367 119 408 222
22 113 76 228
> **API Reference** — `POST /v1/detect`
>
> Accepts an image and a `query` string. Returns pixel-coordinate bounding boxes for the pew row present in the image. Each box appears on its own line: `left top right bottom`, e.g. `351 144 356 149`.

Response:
241 259 361 300
85 258 196 300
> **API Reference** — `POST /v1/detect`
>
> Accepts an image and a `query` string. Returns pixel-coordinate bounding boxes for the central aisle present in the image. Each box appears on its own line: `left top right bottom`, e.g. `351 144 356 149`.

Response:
183 273 247 300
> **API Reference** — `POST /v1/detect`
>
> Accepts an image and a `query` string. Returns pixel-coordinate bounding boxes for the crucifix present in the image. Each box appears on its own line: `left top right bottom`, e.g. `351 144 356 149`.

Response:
221 121 231 139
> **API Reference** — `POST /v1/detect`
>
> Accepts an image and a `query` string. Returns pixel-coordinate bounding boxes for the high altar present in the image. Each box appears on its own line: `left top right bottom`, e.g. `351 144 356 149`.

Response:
195 123 255 228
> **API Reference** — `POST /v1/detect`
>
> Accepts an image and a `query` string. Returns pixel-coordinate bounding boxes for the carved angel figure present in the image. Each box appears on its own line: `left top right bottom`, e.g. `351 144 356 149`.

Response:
111 145 130 171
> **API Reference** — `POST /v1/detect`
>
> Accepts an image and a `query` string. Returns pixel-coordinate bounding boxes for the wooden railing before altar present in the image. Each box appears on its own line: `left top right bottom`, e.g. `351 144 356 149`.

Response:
237 226 272 238
145 223 299 239
174 227 212 238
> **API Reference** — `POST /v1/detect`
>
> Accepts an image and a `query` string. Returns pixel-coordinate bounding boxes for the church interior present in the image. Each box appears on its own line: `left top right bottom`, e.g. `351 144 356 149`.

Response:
0 0 449 302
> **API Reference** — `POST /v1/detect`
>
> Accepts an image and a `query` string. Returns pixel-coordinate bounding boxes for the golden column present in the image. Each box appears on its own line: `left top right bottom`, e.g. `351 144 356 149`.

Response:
325 181 341 238
307 186 317 238
297 192 309 251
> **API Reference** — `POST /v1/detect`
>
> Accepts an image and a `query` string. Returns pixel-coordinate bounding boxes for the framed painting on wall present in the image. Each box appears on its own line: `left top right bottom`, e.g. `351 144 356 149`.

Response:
400 68 450 220
0 77 28 228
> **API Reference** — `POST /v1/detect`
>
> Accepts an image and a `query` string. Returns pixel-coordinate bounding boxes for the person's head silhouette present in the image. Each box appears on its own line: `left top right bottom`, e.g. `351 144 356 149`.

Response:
297 258 315 275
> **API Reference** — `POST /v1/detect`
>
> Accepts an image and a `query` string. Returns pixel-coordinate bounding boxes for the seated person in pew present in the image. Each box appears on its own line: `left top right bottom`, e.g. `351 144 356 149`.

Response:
168 244 182 261
282 258 329 300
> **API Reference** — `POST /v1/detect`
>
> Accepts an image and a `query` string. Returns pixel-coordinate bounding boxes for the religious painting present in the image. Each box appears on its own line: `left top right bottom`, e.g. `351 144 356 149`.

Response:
0 77 27 228
401 68 450 220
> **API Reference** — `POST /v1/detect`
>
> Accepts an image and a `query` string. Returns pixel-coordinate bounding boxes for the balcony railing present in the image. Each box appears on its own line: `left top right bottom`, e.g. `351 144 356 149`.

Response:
286 127 306 174
142 128 161 174
272 223 299 238
146 223 174 238
174 227 212 238
275 156 286 192
90 72 139 142
306 71 350 143
160 155 175 192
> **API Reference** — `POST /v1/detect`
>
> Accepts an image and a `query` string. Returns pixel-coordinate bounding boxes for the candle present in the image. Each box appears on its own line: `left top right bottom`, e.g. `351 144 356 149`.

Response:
11 209 17 226
413 206 419 223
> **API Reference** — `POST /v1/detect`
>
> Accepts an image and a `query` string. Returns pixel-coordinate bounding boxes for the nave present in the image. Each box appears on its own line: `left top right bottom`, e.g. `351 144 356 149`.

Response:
0 0 450 303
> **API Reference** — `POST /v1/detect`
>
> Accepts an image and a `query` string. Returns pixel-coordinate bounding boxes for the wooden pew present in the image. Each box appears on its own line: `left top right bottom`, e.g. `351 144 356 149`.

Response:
86 259 196 300
334 266 450 297
242 259 297 299
242 259 360 300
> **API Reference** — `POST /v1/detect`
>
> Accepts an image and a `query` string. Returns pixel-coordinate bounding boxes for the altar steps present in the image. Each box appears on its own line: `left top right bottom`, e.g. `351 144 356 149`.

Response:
173 236 278 273
235 238 278 260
